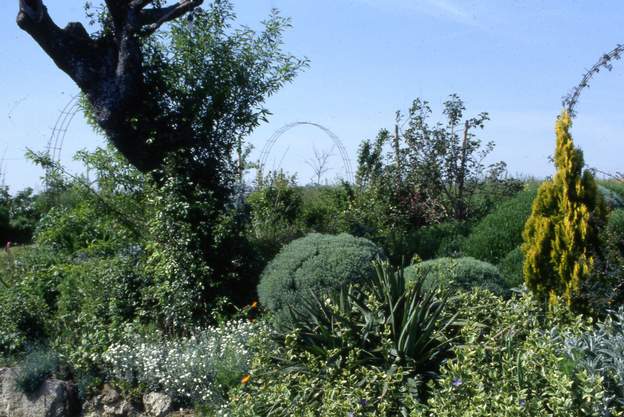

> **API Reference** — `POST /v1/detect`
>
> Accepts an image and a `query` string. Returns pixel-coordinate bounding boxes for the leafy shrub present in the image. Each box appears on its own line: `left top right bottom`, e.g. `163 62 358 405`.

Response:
427 290 610 416
221 357 421 417
52 253 149 371
606 209 624 254
104 320 266 407
412 221 470 260
299 185 351 234
222 262 453 416
461 185 538 263
0 249 59 356
257 233 382 322
498 246 525 289
246 171 304 254
565 307 624 412
404 257 507 295
15 348 60 394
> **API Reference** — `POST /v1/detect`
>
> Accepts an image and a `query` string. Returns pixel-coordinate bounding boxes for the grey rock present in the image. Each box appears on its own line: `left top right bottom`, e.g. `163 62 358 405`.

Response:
82 385 138 417
142 393 171 417
0 368 80 417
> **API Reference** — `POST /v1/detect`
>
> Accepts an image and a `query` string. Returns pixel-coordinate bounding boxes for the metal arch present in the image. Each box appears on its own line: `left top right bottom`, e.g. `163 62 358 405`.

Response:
259 122 354 183
47 94 81 164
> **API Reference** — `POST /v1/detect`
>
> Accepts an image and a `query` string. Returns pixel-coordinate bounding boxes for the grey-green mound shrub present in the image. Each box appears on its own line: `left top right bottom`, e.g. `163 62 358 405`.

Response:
257 233 382 320
498 246 525 289
600 180 624 200
461 185 538 263
599 184 624 210
15 349 59 394
404 257 506 295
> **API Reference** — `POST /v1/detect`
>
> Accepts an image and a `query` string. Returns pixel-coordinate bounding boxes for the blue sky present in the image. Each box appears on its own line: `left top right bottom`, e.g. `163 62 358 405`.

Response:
1 0 624 190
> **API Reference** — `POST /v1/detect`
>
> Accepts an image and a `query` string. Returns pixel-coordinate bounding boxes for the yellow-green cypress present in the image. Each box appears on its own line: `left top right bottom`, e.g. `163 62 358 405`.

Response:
522 111 605 307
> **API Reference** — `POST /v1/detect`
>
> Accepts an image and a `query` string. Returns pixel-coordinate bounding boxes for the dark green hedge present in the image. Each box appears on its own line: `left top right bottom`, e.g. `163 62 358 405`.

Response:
461 186 538 264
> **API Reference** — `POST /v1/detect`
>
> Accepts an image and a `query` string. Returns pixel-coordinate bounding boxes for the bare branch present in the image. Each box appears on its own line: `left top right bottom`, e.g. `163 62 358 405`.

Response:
129 0 155 10
18 0 44 23
563 43 624 117
17 1 101 90
141 0 203 34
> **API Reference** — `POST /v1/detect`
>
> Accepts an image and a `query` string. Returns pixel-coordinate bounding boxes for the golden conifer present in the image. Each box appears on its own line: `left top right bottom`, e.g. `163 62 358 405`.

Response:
522 111 605 307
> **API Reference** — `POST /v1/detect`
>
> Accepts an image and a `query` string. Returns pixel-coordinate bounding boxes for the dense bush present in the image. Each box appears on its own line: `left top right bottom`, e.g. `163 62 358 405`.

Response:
222 262 452 416
427 290 610 416
257 233 382 321
246 171 304 252
497 246 525 289
104 320 266 408
404 257 507 295
461 185 538 263
606 209 624 254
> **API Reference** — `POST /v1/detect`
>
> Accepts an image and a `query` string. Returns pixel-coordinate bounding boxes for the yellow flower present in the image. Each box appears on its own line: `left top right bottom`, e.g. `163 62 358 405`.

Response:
251 301 258 309
241 374 251 385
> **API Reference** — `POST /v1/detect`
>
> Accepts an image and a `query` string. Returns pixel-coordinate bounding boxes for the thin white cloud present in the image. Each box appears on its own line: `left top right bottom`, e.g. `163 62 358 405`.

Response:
351 0 483 28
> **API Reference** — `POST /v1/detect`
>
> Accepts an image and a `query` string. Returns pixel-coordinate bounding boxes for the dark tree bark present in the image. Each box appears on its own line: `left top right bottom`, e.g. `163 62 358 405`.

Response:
17 0 203 172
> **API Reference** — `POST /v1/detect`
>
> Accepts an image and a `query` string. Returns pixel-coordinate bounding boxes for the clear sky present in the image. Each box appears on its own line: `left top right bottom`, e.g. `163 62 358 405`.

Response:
1 0 624 190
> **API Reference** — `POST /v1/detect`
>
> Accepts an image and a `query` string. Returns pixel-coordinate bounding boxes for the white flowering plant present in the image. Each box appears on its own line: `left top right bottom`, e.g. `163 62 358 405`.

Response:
103 319 269 407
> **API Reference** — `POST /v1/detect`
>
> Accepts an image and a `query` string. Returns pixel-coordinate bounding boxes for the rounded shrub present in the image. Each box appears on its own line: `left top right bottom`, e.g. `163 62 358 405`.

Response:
257 233 383 319
462 185 538 264
404 256 507 295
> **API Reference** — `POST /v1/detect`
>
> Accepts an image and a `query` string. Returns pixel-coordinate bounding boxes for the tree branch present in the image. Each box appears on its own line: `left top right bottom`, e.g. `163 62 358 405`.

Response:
17 1 102 91
141 0 203 34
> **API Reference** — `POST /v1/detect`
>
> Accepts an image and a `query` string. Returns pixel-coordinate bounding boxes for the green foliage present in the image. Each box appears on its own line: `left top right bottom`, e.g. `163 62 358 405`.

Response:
15 348 60 395
0 284 49 356
599 180 624 202
523 112 607 307
284 261 452 373
598 184 624 210
606 209 624 254
52 254 149 371
498 246 525 289
427 290 610 417
462 185 538 263
257 233 382 322
355 95 508 224
565 307 624 412
222 356 421 417
404 257 507 295
223 261 453 416
0 186 45 245
246 171 304 258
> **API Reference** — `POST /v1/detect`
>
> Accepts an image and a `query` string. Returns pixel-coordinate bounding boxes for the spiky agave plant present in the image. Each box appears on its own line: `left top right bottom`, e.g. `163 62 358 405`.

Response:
278 260 455 383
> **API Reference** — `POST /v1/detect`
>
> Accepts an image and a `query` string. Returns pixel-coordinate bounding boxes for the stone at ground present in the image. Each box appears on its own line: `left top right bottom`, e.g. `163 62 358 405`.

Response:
142 393 171 417
82 384 138 417
0 368 80 417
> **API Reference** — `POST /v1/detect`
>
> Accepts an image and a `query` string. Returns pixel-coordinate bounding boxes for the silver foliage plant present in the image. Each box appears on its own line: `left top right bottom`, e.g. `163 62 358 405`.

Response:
564 307 624 413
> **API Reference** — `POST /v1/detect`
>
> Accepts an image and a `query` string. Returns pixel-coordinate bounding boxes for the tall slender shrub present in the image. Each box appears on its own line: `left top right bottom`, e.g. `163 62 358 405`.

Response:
522 111 606 307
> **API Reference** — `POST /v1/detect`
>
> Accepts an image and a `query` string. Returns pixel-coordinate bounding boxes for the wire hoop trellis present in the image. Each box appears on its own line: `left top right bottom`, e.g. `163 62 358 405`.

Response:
45 94 81 188
259 122 354 183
